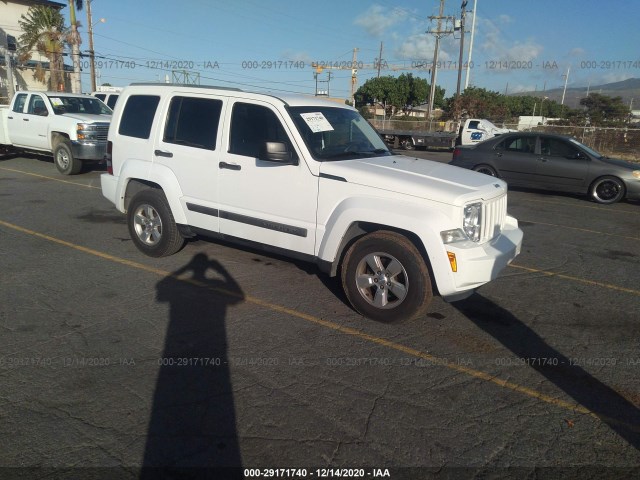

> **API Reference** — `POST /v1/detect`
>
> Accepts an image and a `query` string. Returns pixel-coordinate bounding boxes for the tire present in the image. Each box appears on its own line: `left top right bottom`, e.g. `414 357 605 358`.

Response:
473 164 497 177
341 231 433 322
400 138 415 151
53 141 82 175
127 189 185 257
589 176 626 204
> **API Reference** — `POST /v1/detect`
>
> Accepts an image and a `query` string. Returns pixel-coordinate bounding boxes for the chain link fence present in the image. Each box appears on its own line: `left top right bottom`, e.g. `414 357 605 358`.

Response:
371 118 640 162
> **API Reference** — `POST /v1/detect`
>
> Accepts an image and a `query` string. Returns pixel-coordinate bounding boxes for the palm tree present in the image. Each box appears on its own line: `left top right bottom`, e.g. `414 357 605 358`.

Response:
18 5 67 91
67 0 84 93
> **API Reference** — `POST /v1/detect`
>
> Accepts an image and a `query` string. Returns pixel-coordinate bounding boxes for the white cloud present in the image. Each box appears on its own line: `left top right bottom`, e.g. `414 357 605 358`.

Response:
354 5 409 37
477 17 542 65
568 47 586 57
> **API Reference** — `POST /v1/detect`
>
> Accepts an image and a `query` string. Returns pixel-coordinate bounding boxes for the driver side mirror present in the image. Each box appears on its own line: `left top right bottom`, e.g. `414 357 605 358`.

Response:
260 141 298 164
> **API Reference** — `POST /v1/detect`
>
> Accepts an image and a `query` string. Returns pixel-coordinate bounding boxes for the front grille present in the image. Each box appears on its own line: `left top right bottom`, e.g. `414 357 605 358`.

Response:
481 193 507 243
93 123 110 141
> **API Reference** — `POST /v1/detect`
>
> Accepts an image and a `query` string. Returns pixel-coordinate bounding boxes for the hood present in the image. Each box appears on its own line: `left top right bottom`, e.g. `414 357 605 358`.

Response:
598 156 640 170
319 155 507 205
60 113 111 123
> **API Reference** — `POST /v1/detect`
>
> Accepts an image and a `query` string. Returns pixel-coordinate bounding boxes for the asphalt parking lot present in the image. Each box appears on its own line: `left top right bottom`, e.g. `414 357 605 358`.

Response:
1 153 639 479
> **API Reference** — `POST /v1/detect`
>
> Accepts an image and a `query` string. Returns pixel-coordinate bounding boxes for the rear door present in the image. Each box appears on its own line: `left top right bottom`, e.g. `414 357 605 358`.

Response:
217 99 318 256
492 135 540 184
536 135 590 188
152 92 224 234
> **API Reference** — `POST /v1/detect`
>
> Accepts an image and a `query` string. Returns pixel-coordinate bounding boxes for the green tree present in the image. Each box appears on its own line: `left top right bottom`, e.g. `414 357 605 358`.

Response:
18 5 67 90
355 74 443 116
580 93 629 125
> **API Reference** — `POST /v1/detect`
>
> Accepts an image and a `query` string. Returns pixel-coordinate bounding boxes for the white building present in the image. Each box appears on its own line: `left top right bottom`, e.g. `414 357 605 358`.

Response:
1 0 67 103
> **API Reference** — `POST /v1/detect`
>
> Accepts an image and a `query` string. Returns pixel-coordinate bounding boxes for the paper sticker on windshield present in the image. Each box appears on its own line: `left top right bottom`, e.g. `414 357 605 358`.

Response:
300 112 334 133
49 98 63 106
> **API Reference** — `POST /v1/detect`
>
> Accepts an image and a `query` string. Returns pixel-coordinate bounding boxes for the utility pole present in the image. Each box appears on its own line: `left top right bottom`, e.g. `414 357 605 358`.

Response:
560 66 570 106
350 48 359 105
455 0 467 97
86 0 97 92
377 42 383 78
464 0 477 89
427 0 454 119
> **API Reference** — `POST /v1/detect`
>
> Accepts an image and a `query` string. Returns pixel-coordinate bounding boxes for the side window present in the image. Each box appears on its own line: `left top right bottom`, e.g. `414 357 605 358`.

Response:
27 95 47 115
540 137 580 158
163 96 222 150
106 95 119 109
497 136 536 154
467 120 480 130
94 94 106 101
119 95 160 139
12 93 27 113
229 102 296 159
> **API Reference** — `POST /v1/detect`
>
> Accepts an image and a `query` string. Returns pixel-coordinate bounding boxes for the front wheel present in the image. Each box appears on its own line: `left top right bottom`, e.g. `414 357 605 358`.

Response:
54 141 82 175
589 176 625 204
127 189 185 257
341 231 433 322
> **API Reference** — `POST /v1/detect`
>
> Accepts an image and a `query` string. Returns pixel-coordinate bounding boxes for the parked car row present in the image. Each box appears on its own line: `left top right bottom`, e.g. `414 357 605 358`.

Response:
450 132 640 204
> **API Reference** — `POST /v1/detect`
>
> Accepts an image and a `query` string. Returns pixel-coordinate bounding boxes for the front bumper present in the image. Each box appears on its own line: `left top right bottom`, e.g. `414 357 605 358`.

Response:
71 140 108 161
440 215 523 301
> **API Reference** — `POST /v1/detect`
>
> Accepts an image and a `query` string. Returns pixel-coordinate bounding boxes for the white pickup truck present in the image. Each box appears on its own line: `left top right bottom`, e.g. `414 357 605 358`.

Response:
0 91 112 174
101 84 523 322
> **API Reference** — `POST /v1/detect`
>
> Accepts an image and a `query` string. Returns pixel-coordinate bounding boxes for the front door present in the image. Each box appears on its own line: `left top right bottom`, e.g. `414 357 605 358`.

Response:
217 100 318 256
536 135 590 188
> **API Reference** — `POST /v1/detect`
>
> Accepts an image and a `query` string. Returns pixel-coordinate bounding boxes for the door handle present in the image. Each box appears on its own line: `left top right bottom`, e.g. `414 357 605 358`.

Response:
7 116 13 120
23 118 30 121
495 152 502 157
154 149 173 158
219 162 241 171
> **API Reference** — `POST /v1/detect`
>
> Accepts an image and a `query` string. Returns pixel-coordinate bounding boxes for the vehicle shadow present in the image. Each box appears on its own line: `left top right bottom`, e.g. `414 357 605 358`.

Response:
140 253 245 479
453 294 640 451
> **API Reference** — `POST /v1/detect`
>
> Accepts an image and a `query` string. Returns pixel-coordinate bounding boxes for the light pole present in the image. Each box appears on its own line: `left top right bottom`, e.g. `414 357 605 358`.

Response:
86 0 105 92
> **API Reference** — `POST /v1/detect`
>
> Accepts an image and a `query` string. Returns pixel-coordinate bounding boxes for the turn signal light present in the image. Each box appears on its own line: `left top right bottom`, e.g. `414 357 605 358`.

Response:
447 251 457 272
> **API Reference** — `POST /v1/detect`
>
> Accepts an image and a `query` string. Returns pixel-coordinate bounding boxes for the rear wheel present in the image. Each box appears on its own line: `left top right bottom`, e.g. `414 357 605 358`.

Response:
54 141 82 175
400 137 415 150
473 164 497 177
341 231 433 322
127 189 185 257
589 176 625 204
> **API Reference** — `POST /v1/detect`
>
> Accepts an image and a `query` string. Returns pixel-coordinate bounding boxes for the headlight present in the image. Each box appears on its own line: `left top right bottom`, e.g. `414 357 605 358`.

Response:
463 202 482 242
633 170 640 179
77 123 96 141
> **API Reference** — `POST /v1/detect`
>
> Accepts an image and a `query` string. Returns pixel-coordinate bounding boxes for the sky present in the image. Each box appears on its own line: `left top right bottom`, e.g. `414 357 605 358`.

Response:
62 0 638 101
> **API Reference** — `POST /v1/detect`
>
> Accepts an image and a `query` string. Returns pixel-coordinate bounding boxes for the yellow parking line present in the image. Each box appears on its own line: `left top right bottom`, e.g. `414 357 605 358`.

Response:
0 167 101 189
508 263 640 296
512 196 640 215
3 218 640 432
520 220 640 241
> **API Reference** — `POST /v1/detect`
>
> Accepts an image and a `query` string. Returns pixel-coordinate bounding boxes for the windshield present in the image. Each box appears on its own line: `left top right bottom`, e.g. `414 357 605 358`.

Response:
568 137 603 158
288 106 391 161
47 95 112 116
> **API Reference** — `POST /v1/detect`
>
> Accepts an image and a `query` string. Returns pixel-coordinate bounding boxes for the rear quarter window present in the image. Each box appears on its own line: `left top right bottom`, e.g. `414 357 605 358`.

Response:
118 95 160 139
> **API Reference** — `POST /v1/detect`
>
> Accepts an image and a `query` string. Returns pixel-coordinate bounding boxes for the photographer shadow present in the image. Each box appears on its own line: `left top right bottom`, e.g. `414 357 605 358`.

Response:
141 253 245 478
454 294 640 451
